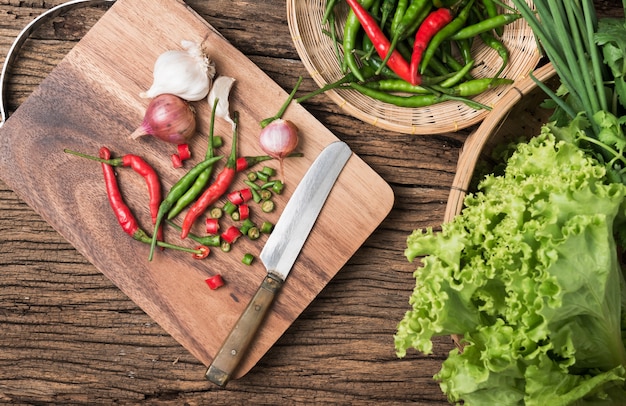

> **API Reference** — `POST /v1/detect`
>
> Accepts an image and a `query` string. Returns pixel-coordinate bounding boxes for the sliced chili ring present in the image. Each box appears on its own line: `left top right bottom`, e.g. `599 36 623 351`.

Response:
177 143 191 161
192 245 210 259
206 218 220 235
238 204 250 221
221 225 242 244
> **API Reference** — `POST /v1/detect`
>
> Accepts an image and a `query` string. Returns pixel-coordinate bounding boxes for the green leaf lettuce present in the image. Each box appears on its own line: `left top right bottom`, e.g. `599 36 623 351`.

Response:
395 130 626 404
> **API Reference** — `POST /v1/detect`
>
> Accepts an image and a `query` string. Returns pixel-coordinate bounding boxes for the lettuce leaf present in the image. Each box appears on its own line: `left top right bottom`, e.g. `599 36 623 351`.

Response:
395 130 626 404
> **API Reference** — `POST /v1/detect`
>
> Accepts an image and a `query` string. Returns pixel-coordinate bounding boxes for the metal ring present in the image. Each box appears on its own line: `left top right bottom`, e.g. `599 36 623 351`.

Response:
0 0 116 128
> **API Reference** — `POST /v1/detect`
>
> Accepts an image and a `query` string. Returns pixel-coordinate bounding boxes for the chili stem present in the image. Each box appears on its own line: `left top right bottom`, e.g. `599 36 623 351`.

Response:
260 77 303 128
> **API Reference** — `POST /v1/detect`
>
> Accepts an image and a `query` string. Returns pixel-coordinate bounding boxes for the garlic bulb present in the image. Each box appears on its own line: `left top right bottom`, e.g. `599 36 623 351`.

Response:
141 40 216 101
208 75 236 130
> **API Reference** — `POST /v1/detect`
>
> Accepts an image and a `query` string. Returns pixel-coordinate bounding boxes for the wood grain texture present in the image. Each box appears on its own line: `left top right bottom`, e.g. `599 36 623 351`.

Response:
0 0 393 382
0 0 622 404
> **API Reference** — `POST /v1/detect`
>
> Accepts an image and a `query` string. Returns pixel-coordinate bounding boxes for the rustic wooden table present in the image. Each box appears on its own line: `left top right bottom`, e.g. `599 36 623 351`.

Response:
0 1 622 404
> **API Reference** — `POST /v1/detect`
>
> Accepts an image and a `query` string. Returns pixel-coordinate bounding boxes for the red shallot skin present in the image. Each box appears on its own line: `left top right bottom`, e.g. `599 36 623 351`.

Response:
259 119 299 159
130 93 196 144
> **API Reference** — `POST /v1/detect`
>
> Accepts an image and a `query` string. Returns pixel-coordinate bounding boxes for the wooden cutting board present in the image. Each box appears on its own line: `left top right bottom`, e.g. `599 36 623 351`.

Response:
0 0 393 380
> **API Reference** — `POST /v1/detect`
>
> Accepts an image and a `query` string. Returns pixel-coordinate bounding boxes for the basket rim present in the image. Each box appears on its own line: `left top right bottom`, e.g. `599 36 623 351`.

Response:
287 0 542 135
443 62 558 222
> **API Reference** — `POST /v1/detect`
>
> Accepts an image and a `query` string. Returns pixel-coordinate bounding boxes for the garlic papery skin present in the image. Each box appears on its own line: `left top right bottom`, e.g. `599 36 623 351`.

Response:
208 75 236 130
140 40 216 101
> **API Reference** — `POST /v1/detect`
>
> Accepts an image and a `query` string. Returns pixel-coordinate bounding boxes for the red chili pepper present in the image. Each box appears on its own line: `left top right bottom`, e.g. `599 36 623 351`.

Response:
238 204 250 221
177 143 191 161
205 218 220 235
119 154 163 242
410 8 454 85
345 0 416 85
205 274 224 290
221 225 242 244
100 147 142 237
181 113 239 239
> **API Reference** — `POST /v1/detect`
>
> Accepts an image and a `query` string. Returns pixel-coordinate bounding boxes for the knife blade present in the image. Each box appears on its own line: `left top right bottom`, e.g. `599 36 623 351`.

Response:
206 141 352 387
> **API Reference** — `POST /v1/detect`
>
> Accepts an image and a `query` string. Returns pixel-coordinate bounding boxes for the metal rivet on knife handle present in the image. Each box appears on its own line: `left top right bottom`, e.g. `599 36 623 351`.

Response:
206 274 283 387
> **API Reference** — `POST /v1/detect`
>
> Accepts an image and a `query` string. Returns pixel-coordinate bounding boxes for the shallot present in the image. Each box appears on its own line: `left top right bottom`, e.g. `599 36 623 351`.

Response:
131 94 196 144
258 77 303 178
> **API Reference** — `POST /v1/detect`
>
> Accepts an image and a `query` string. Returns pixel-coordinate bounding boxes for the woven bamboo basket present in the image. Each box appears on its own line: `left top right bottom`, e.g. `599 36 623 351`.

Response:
444 62 558 222
287 0 541 135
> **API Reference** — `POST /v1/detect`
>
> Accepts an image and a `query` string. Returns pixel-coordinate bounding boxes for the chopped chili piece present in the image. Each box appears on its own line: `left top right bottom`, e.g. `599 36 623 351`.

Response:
261 200 275 213
239 218 255 235
171 153 183 169
205 274 224 290
260 221 274 234
261 166 276 177
223 201 237 215
177 143 191 161
212 136 224 148
242 253 254 265
259 189 272 201
260 181 276 190
256 171 270 182
272 180 284 195
193 246 210 260
246 172 258 182
210 207 223 219
239 188 253 203
227 188 252 205
230 211 240 221
238 204 250 221
221 226 242 244
205 218 220 235
247 226 260 240
220 241 231 252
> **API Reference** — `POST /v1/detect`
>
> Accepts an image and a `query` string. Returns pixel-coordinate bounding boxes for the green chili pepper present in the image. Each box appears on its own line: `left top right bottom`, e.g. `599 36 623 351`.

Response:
450 77 513 97
449 13 521 41
480 0 503 35
420 0 475 74
456 38 473 65
167 98 221 220
440 59 475 88
343 0 376 82
479 31 509 78
390 0 408 34
322 0 339 25
350 81 497 110
364 79 431 94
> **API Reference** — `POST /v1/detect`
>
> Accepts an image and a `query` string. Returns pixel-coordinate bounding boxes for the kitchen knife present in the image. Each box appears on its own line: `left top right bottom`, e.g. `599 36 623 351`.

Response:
206 141 352 387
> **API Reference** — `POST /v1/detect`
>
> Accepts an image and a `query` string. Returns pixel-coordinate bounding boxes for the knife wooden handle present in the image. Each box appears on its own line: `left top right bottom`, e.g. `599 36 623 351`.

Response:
206 273 283 387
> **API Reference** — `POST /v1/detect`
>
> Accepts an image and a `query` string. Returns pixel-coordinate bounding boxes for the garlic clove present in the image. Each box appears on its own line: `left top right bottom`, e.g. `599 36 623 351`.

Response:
208 75 236 130
141 40 216 101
